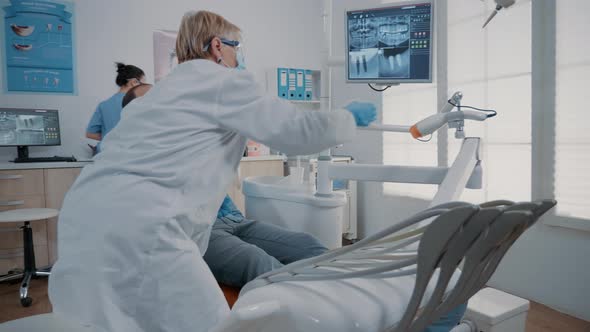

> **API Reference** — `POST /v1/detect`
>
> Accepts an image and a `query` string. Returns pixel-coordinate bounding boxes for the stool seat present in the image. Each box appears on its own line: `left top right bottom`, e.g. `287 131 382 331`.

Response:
0 208 59 223
0 313 105 332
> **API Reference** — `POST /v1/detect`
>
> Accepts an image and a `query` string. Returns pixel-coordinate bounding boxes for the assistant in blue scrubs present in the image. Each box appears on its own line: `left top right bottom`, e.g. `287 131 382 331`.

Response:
86 62 145 153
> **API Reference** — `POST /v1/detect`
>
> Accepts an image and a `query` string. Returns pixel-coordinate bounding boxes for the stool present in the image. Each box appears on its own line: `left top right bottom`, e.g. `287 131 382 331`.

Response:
0 208 59 307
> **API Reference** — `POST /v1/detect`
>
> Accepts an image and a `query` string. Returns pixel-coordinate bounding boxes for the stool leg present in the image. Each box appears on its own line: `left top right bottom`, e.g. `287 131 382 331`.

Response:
19 221 35 307
22 222 36 273
19 271 33 307
35 265 51 277
0 272 23 283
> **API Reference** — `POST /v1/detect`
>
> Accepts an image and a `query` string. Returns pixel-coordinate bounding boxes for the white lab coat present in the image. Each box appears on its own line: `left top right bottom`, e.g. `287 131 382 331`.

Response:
48 59 357 332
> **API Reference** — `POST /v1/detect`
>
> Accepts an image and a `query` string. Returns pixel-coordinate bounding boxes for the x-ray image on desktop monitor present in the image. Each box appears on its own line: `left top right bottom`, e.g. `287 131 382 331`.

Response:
346 1 433 84
0 108 61 148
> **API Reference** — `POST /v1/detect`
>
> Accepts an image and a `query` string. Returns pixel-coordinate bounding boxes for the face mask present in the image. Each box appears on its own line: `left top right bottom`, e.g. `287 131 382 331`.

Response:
235 49 246 71
217 49 245 71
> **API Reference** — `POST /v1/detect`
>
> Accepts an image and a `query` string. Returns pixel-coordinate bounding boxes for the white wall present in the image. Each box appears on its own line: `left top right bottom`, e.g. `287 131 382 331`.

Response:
331 0 590 322
0 0 324 160
488 223 590 321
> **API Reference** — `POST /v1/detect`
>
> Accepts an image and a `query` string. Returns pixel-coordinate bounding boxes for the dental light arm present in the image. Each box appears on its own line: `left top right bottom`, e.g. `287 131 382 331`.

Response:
483 0 517 28
361 92 465 134
318 92 493 196
360 91 493 139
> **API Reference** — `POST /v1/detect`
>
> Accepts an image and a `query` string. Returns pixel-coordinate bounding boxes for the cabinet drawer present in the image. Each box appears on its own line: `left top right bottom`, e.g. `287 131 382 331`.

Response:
0 195 48 249
0 246 49 275
0 194 45 211
0 170 45 196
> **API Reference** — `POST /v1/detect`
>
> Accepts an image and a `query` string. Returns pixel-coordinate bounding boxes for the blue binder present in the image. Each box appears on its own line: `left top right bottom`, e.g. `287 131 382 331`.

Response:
295 69 305 100
288 69 297 100
304 70 313 101
277 68 289 99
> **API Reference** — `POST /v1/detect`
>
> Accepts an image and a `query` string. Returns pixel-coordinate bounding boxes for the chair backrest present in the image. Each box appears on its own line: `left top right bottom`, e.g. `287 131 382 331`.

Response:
390 200 556 332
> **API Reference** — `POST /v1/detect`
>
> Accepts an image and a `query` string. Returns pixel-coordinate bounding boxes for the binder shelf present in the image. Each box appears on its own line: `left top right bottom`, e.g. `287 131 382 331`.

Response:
267 68 321 106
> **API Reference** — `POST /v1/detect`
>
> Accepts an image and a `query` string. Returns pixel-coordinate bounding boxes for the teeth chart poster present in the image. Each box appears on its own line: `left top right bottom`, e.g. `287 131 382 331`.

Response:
2 0 75 93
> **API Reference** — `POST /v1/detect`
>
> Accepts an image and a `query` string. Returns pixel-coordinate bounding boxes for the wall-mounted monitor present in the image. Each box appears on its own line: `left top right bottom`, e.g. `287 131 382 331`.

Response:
346 1 434 84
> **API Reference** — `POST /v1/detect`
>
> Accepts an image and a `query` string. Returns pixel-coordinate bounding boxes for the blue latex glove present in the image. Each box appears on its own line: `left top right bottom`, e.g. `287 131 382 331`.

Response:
344 101 377 127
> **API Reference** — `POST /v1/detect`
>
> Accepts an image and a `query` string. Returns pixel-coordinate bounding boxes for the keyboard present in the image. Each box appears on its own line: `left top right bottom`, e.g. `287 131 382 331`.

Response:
14 156 78 163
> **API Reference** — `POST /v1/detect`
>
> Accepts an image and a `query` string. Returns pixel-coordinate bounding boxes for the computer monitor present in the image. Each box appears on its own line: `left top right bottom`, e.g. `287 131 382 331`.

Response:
0 108 61 159
346 1 434 84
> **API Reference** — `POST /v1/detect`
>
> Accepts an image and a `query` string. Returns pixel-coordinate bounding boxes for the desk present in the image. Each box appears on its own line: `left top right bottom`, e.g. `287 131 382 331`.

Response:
0 157 284 275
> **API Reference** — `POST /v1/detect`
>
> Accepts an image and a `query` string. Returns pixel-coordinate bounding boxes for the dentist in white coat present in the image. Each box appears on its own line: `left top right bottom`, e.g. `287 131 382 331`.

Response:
49 10 376 332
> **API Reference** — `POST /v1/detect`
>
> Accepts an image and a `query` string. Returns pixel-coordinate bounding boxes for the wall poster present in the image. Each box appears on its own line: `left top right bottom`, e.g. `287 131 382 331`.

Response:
3 0 75 93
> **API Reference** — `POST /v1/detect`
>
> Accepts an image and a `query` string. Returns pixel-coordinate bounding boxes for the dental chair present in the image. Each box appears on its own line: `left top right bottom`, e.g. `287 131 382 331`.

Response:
0 200 555 332
212 199 556 332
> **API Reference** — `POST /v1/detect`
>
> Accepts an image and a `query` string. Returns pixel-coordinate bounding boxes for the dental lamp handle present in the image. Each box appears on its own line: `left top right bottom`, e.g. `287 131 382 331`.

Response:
442 91 463 113
410 110 488 139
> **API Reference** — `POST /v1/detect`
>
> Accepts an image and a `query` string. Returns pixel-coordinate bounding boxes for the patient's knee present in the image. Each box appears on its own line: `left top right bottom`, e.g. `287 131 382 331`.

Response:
245 250 283 278
293 233 329 259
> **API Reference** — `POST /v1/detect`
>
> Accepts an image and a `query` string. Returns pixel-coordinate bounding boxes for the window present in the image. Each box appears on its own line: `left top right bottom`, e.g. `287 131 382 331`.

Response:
448 0 532 204
555 0 590 220
383 85 439 199
383 0 533 204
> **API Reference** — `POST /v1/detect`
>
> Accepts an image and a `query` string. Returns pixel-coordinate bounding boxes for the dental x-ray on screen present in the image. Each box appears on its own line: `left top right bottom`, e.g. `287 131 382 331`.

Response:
346 1 433 84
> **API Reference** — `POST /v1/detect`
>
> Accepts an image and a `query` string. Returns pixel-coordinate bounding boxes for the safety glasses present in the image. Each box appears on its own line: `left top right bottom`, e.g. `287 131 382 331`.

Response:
203 37 241 52
220 38 240 49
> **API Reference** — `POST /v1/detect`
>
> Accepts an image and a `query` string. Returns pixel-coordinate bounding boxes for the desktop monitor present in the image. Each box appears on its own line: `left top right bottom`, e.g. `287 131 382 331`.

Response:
346 1 434 84
0 108 61 158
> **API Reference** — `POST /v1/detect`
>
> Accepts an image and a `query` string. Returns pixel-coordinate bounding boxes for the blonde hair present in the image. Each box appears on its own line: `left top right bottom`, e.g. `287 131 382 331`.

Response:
176 10 241 64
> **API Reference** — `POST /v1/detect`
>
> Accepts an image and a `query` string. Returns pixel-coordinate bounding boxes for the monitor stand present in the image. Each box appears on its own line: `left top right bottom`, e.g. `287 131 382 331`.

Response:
17 146 30 160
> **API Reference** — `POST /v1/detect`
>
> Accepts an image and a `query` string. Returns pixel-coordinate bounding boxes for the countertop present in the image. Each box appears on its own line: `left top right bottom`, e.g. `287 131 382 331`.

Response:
0 155 285 170
0 161 93 170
